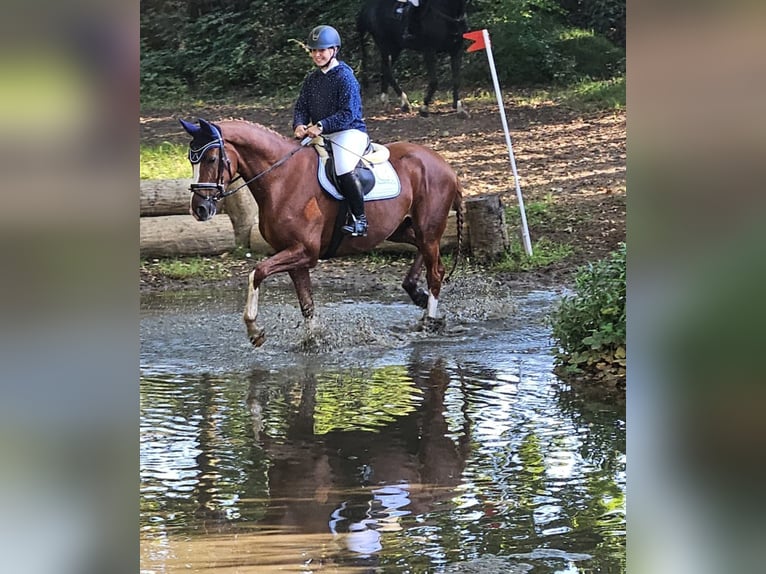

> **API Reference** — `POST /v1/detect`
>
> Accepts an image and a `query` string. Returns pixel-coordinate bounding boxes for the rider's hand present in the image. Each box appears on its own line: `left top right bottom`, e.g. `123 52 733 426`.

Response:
306 123 323 138
294 125 307 138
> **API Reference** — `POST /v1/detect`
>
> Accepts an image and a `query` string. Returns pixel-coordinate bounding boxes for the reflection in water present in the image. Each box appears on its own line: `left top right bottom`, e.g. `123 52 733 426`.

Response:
140 290 626 573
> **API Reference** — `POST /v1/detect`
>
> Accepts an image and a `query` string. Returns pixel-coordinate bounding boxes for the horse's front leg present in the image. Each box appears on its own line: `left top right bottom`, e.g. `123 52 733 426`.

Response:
419 51 438 117
244 268 268 347
243 245 314 347
288 267 317 335
450 49 469 119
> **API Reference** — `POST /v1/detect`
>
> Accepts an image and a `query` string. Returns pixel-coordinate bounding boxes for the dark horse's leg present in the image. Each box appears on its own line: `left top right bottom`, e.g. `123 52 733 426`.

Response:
450 47 469 118
420 49 469 118
419 50 438 117
244 245 314 347
379 49 412 112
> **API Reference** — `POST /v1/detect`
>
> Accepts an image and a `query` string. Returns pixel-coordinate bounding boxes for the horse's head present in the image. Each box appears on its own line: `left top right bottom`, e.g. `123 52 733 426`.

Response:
180 118 236 221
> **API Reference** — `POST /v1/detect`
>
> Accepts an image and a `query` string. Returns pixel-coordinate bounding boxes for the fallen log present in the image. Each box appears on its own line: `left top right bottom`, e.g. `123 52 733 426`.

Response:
140 179 193 216
140 215 235 258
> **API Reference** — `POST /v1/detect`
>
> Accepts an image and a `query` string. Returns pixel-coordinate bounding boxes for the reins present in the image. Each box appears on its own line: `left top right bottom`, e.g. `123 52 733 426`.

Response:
218 142 308 198
190 137 310 202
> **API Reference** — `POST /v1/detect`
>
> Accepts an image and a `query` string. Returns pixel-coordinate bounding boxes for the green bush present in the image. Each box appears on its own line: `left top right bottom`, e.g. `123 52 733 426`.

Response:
555 29 625 80
550 243 625 379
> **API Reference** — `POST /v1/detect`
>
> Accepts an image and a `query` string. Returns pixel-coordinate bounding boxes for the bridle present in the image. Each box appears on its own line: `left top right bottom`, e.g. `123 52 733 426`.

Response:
188 128 306 202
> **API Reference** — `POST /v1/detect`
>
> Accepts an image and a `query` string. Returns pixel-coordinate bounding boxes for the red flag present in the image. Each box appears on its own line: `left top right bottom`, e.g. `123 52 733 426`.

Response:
463 30 486 53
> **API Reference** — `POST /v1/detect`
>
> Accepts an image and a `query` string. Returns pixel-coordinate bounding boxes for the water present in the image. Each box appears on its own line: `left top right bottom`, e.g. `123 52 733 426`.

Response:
140 281 625 573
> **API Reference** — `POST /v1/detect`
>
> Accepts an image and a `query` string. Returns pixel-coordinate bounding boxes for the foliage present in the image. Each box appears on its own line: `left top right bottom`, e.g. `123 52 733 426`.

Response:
140 0 626 99
555 29 625 80
464 0 624 86
556 0 626 47
549 243 626 380
140 142 191 179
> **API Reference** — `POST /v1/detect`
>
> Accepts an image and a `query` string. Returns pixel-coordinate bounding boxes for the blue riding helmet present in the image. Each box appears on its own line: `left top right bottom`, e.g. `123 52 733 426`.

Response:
308 25 341 50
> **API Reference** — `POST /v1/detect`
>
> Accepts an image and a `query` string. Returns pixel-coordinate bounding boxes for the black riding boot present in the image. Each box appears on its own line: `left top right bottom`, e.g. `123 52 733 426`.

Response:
338 170 368 237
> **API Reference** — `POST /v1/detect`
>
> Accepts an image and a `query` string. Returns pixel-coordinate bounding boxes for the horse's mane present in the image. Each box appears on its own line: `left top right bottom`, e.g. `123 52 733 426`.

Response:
217 118 291 144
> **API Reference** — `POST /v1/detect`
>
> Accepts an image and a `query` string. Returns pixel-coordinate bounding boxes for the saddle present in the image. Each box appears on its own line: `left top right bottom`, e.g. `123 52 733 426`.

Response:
308 136 400 202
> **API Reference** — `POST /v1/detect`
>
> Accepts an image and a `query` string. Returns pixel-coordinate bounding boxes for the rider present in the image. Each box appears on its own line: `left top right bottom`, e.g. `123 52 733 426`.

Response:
293 25 369 237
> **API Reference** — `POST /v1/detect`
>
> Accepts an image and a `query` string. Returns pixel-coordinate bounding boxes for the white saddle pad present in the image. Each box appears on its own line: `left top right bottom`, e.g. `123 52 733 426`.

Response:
317 156 401 201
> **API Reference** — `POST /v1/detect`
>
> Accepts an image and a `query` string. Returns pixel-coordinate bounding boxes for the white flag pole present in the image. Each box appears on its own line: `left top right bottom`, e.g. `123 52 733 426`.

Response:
479 29 533 256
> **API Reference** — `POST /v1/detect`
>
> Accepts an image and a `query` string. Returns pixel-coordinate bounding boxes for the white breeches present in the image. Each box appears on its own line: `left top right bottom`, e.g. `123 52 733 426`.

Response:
326 129 369 175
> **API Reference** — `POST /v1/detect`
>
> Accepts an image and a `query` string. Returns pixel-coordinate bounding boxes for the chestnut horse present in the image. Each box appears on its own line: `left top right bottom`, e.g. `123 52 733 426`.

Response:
180 118 463 348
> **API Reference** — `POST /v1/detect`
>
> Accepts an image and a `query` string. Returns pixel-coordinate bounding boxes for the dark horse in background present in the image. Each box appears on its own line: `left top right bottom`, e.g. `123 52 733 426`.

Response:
357 0 469 118
180 118 464 348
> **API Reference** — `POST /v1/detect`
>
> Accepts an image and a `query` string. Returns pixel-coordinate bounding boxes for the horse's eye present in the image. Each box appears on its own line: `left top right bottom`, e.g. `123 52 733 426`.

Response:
206 155 217 164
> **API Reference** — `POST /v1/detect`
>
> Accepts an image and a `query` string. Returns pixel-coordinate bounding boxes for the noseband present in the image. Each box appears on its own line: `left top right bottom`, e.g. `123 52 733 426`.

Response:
188 132 239 202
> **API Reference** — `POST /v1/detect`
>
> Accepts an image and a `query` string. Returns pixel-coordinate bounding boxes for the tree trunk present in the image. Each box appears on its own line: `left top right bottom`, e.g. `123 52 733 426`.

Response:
140 215 235 258
464 194 509 263
140 179 194 216
222 187 258 248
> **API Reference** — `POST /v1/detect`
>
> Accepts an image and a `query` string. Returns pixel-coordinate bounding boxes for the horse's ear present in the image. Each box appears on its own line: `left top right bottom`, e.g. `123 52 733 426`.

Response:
198 118 216 136
198 118 223 141
179 118 200 136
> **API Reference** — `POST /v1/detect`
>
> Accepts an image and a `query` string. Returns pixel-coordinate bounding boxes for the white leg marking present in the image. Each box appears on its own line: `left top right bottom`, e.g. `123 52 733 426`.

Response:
243 271 259 323
427 291 439 319
401 91 410 110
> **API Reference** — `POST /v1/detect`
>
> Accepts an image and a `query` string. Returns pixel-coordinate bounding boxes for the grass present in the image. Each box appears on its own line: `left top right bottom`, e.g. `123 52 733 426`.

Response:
141 256 234 280
492 237 573 272
492 197 574 271
556 76 625 111
140 142 191 180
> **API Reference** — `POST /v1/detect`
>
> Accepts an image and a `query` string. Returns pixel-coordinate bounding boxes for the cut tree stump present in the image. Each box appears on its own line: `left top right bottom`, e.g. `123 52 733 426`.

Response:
140 215 235 258
464 194 509 262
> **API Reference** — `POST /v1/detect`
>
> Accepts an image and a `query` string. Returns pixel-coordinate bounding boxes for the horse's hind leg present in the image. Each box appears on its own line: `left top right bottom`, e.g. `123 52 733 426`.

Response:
402 253 429 309
420 242 447 331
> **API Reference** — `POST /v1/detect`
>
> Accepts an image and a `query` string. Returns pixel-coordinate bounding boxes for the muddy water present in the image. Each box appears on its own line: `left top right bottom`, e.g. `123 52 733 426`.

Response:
140 279 625 573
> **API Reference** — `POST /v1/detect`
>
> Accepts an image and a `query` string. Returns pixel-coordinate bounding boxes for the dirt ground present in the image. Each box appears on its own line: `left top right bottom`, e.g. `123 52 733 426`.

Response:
140 94 625 293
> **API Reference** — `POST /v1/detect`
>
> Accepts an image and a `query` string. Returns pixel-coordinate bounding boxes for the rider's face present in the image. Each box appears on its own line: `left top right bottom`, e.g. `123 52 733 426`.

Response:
310 47 334 67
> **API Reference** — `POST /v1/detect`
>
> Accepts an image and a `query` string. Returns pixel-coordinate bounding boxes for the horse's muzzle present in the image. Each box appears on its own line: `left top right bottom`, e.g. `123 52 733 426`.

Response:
190 182 221 221
193 197 218 221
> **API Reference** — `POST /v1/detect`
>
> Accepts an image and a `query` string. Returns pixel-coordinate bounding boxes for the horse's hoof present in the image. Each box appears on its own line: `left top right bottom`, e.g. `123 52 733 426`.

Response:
248 328 266 348
402 104 411 113
420 316 446 333
418 105 430 117
457 108 470 119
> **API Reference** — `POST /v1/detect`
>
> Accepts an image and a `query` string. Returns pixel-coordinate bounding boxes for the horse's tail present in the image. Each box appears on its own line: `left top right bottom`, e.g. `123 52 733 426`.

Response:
445 178 464 283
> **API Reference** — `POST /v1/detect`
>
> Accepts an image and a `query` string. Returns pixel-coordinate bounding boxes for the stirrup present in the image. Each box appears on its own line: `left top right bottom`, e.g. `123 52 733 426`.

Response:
342 217 368 237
